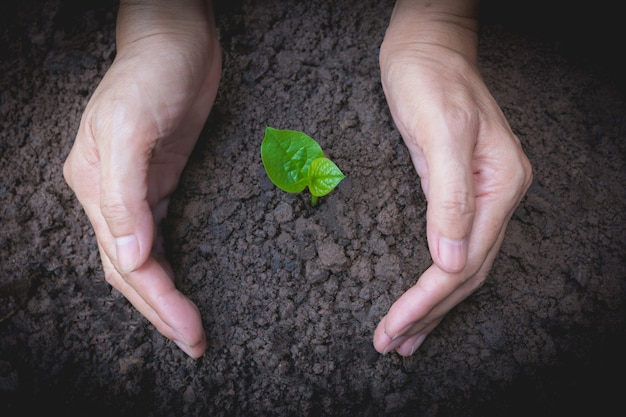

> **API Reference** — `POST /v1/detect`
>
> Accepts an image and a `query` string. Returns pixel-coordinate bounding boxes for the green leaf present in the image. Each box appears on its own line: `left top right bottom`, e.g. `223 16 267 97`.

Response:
261 127 324 193
308 157 345 197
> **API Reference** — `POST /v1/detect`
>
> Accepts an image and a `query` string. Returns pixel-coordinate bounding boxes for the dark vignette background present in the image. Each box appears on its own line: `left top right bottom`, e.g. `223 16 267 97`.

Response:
1 1 624 416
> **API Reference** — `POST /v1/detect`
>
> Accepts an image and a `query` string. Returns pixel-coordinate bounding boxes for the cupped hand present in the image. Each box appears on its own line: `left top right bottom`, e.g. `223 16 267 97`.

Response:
63 0 221 358
374 0 532 356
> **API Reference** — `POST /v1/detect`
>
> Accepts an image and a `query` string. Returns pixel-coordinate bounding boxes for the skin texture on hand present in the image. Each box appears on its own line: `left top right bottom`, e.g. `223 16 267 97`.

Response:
374 0 533 356
63 0 221 358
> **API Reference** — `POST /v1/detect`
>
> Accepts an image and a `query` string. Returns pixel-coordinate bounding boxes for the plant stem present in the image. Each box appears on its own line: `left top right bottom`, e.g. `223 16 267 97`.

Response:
311 195 318 207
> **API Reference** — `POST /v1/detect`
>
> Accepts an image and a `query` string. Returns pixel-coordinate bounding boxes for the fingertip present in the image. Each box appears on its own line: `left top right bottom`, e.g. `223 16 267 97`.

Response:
173 324 207 359
115 234 139 274
174 338 206 359
396 333 427 357
100 198 154 276
374 314 413 355
437 236 468 273
382 335 410 355
373 316 391 354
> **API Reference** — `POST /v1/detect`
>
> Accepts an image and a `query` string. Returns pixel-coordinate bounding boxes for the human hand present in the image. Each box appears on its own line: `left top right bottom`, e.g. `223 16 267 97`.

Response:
373 0 532 356
63 0 221 358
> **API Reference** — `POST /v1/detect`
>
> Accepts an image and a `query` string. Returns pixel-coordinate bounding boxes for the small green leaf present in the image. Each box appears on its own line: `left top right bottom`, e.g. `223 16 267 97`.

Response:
308 157 345 197
261 127 324 193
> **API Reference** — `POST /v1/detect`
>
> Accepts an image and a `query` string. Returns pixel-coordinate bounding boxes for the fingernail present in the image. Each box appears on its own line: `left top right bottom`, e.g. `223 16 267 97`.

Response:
391 324 413 340
409 334 427 356
174 340 199 359
173 329 192 347
115 234 139 273
438 237 467 272
383 335 408 355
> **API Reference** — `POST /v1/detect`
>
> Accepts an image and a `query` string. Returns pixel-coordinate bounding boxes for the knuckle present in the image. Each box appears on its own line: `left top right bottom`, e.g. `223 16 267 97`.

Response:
521 155 534 191
442 101 477 130
62 158 74 189
62 151 80 190
100 196 131 224
506 151 534 200
439 190 475 220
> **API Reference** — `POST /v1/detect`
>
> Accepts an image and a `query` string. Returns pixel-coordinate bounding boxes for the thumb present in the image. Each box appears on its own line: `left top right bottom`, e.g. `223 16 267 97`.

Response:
422 113 477 273
97 103 155 274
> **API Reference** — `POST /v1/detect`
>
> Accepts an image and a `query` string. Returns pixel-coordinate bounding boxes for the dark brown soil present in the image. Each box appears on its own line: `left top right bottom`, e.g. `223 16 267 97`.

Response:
1 1 625 416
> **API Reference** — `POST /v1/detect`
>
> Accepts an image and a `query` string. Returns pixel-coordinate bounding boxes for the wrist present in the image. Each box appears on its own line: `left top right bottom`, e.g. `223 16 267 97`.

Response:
382 0 479 64
116 0 216 54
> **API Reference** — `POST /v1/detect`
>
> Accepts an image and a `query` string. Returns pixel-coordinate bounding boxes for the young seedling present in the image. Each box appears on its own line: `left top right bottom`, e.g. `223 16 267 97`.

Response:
261 126 345 206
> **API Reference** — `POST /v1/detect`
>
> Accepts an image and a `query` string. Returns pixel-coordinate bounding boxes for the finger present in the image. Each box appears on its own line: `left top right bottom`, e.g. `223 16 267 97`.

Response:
381 263 463 341
394 330 431 357
373 263 481 356
382 197 508 339
83 195 206 358
95 100 156 274
375 180 519 353
421 108 478 274
374 314 436 356
100 250 206 358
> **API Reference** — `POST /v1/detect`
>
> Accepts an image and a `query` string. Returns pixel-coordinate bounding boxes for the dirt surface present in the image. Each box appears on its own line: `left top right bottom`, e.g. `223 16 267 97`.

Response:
1 1 625 416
